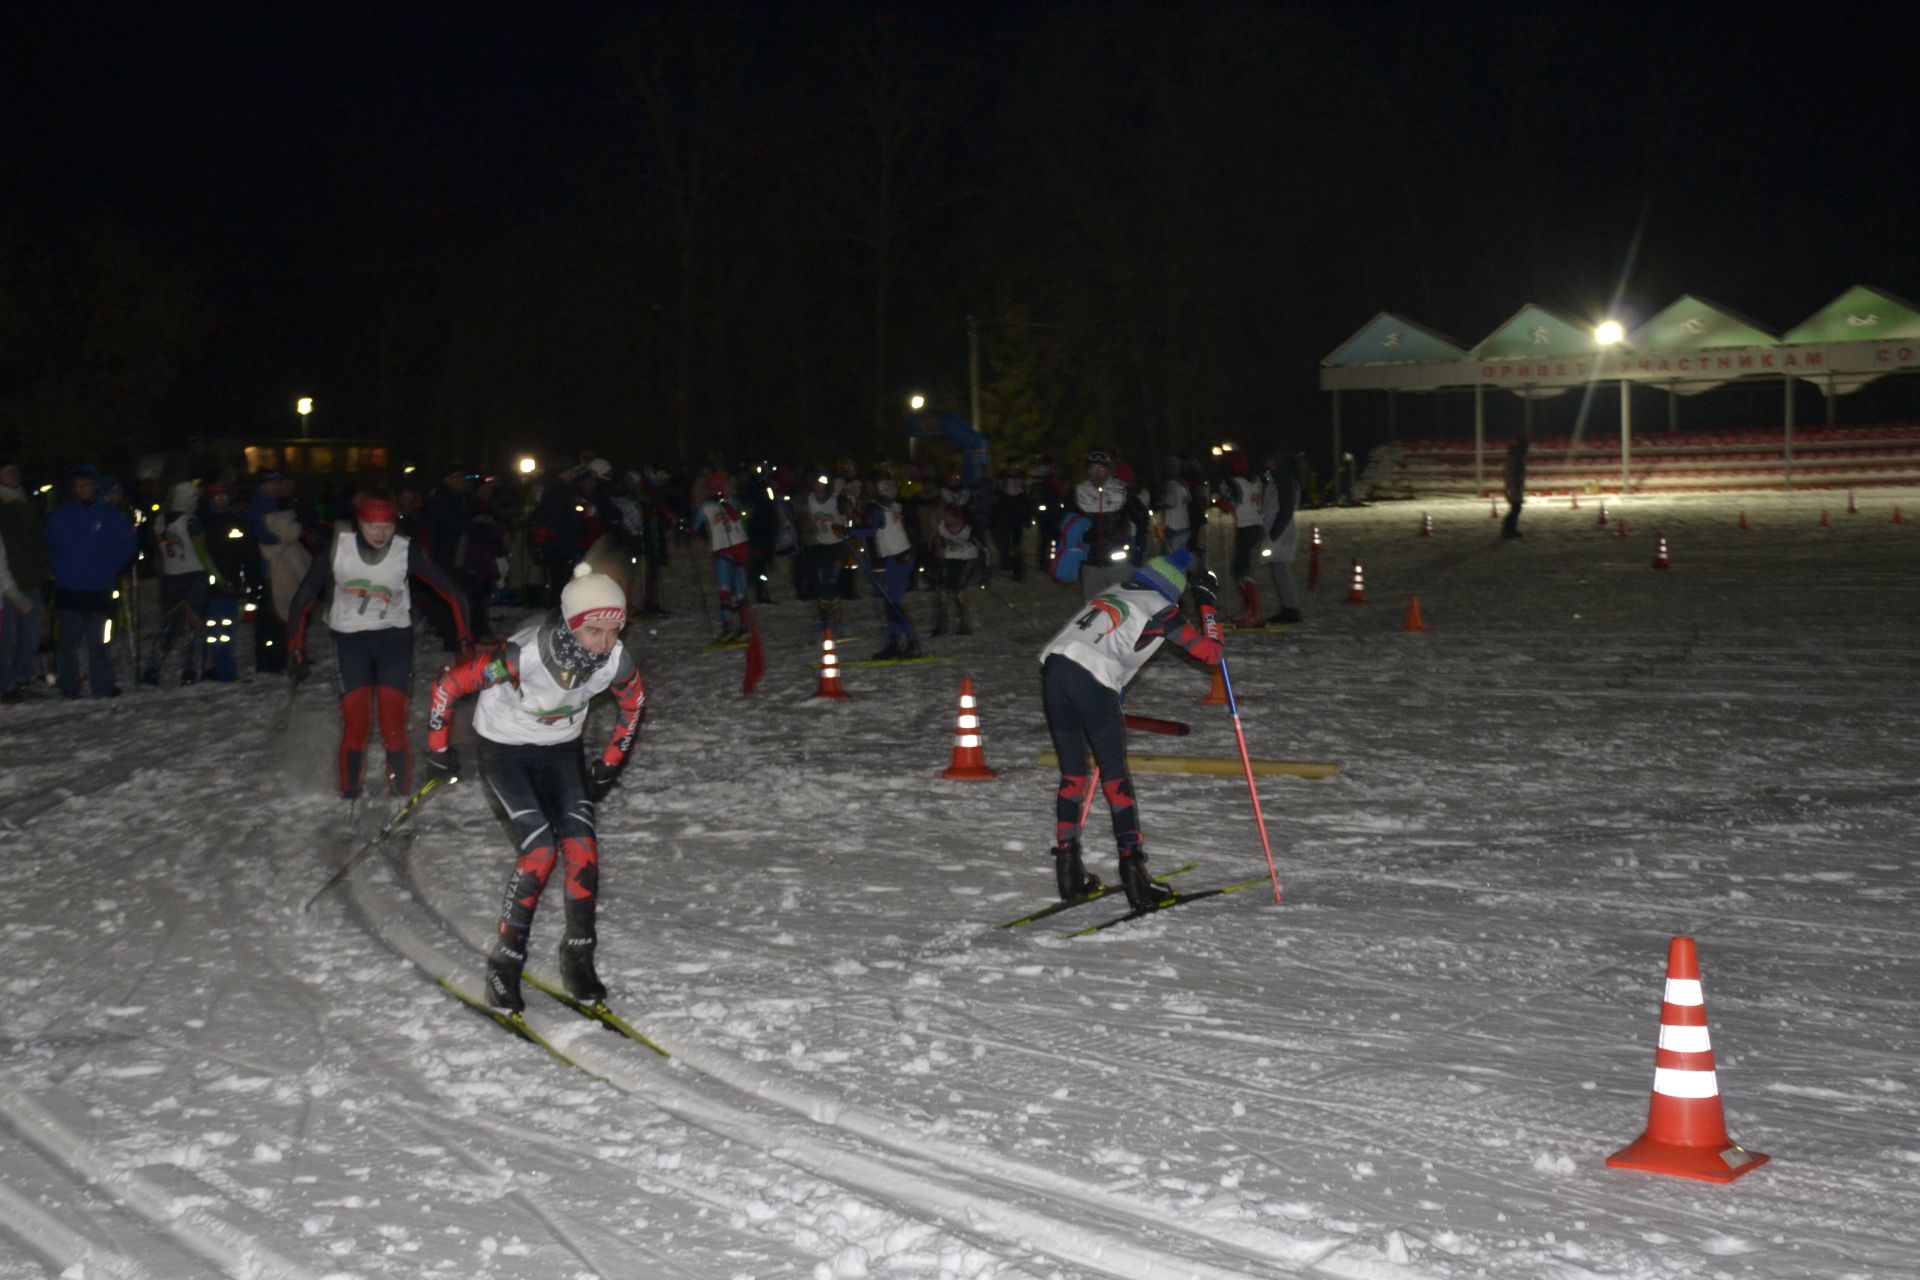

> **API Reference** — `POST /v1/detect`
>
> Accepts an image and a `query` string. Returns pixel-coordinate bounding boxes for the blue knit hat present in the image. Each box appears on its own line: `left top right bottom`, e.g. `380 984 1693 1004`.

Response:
1130 548 1193 602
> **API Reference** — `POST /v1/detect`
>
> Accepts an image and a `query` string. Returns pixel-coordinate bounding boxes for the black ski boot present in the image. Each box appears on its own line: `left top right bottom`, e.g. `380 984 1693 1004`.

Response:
558 932 607 1004
1052 839 1101 902
485 939 527 1013
1118 848 1176 911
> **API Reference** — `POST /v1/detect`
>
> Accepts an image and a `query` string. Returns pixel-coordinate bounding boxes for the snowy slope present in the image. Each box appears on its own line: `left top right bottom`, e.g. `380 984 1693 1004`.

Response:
2 488 1917 1280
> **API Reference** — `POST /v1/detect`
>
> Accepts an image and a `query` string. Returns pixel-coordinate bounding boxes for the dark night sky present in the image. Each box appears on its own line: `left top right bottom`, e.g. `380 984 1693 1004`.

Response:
7 2 1918 469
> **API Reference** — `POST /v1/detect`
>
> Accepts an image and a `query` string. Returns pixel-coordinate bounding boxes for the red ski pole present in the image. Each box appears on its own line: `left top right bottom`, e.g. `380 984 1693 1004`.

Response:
1217 655 1283 904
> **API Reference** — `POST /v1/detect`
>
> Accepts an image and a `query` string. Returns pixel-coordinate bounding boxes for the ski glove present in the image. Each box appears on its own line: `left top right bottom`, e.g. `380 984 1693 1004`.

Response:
1190 572 1218 608
427 746 460 782
585 759 619 800
1199 602 1223 643
287 644 309 678
3 587 33 615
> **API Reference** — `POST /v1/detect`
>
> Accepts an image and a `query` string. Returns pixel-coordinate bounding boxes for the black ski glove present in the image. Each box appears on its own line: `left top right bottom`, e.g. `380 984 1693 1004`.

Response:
585 758 619 800
287 643 309 679
1190 572 1218 609
427 746 460 781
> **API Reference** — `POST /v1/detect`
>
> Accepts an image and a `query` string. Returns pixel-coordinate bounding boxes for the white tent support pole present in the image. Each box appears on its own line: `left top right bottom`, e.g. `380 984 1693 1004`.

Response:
1620 377 1632 494
1522 385 1534 439
1668 383 1679 431
1783 374 1796 490
1386 389 1397 441
1826 372 1837 426
1473 383 1486 494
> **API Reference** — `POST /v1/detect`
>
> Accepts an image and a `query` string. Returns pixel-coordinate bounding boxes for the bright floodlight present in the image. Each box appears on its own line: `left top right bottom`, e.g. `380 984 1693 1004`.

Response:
908 393 926 411
296 397 313 416
517 456 538 475
1595 320 1625 346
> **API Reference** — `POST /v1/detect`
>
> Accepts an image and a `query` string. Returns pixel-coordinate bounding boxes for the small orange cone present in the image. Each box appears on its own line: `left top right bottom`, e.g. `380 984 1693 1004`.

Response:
1651 533 1669 569
1307 525 1323 588
1617 518 1629 538
1598 502 1609 527
1819 509 1831 527
1345 560 1366 604
1418 511 1433 538
1570 491 1580 510
940 677 996 779
1737 511 1750 531
1847 489 1858 514
814 627 850 700
1198 664 1227 705
1895 506 1907 525
1607 937 1770 1184
1400 596 1426 632
1489 496 1499 519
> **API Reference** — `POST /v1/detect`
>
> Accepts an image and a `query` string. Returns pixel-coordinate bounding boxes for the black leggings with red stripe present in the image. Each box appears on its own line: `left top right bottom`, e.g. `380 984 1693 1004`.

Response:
1041 654 1140 853
332 626 414 799
478 739 600 961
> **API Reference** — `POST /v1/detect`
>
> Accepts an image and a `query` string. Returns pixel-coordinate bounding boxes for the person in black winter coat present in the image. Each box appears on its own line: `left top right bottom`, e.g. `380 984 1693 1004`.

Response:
1501 438 1529 539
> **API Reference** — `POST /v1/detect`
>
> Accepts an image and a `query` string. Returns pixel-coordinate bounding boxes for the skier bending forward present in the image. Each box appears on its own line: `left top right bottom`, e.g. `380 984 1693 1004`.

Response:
425 563 646 1012
1039 547 1222 909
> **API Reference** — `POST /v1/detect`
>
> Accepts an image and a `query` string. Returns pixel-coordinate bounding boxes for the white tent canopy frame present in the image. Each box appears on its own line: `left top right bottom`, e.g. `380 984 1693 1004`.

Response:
1319 287 1920 493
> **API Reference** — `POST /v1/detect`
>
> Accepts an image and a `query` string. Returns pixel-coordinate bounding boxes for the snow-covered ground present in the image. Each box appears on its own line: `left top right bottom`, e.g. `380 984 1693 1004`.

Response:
2 488 1917 1280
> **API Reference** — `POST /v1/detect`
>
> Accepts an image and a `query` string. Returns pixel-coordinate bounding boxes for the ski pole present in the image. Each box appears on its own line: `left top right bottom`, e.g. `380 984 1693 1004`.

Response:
269 659 306 734
678 531 717 635
977 579 1044 635
840 536 924 654
1217 655 1283 904
302 774 454 912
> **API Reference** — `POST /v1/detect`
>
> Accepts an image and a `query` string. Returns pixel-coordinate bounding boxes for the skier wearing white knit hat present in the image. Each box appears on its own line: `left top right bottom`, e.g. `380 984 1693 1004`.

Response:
425 562 647 1013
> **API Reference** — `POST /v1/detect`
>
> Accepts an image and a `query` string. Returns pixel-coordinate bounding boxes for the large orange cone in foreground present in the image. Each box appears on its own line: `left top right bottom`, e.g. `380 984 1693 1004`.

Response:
1198 664 1227 705
1400 596 1427 632
940 677 997 779
814 628 850 700
1607 937 1770 1184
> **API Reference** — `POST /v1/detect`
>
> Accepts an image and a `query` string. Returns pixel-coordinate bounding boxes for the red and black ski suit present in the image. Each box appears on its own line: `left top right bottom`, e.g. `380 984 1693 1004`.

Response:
286 527 471 799
426 624 645 1002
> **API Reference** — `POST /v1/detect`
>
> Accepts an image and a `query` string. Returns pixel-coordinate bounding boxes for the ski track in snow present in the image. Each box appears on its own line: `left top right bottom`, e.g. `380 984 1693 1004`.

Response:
2 488 1918 1278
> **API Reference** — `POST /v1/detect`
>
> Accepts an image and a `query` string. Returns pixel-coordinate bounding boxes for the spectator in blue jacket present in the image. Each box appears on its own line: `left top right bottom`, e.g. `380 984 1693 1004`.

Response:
44 466 137 698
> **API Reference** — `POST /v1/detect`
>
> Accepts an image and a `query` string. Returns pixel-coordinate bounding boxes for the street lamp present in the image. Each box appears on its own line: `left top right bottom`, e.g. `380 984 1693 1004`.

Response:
517 455 538 476
1594 320 1624 347
296 396 314 439
908 393 926 411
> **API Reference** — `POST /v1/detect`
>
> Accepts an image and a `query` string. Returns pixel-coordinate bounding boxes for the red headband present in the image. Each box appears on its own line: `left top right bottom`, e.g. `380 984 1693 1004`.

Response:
354 496 397 524
567 606 627 630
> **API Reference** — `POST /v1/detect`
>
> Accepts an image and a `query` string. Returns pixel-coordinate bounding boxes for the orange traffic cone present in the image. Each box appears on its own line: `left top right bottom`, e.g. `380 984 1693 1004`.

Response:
1570 491 1580 510
1345 560 1366 604
1598 502 1610 527
940 677 996 779
1819 509 1831 527
814 627 850 700
1617 518 1629 538
1606 937 1770 1184
1400 596 1426 632
1651 533 1669 569
1198 664 1227 705
1737 511 1750 531
1847 489 1858 514
1418 511 1433 538
1488 496 1499 519
1895 506 1907 525
1307 525 1323 589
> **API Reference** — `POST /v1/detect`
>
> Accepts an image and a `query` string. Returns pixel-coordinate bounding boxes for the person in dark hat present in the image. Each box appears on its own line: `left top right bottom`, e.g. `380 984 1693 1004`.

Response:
1068 447 1146 600
247 469 296 673
1037 548 1222 908
44 465 137 698
420 464 475 651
